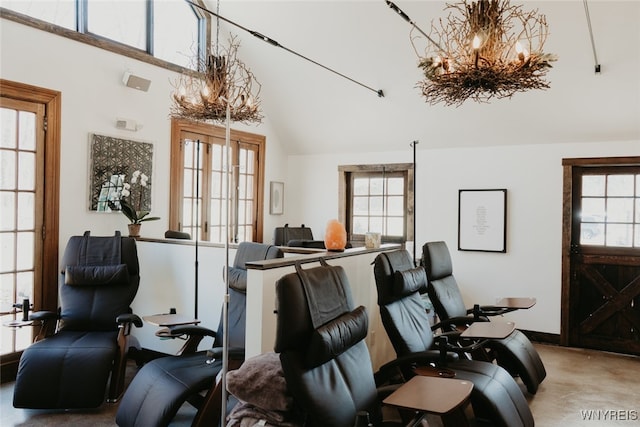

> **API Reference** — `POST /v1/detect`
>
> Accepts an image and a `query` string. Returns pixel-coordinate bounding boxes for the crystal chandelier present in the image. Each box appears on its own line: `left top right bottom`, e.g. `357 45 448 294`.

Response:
390 0 558 106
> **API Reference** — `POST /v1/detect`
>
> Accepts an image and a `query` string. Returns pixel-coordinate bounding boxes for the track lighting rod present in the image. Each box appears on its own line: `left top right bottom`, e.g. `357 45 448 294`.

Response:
186 0 385 97
583 0 601 73
385 1 445 53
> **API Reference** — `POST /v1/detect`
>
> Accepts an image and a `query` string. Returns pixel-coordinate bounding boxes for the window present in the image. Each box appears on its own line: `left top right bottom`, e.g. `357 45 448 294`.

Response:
339 164 414 245
2 0 204 71
86 0 147 50
170 120 265 243
153 1 201 68
2 0 76 30
580 170 640 247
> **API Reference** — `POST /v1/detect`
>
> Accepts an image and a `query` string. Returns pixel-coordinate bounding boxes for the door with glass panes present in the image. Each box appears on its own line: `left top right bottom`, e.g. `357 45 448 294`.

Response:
564 160 640 356
0 97 45 361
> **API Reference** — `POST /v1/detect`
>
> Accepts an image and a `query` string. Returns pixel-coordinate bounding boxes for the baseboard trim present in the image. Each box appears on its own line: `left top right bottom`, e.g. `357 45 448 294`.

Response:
520 329 561 345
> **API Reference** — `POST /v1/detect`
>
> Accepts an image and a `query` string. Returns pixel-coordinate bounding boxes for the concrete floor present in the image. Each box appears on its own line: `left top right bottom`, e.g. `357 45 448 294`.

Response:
1 343 638 426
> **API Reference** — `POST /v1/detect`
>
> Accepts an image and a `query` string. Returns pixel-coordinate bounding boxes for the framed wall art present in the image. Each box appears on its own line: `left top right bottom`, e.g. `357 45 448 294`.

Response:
270 181 284 215
458 189 507 252
89 133 154 212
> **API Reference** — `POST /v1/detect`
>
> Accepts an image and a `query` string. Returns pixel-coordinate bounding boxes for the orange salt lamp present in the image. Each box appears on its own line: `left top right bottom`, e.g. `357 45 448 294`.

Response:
324 219 347 252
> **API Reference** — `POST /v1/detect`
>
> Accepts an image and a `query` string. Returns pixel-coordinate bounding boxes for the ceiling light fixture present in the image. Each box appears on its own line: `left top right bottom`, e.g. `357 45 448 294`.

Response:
170 2 262 124
387 0 558 106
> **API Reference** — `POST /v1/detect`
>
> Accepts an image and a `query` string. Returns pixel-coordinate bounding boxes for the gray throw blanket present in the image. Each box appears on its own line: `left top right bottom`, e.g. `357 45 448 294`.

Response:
226 352 300 427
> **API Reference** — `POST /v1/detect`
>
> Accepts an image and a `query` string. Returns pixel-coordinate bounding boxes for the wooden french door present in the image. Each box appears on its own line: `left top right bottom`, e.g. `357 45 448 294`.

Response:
0 80 60 381
562 157 640 355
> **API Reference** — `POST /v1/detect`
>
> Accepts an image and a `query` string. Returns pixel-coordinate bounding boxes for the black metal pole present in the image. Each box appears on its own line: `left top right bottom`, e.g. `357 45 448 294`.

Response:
194 139 200 319
411 140 419 265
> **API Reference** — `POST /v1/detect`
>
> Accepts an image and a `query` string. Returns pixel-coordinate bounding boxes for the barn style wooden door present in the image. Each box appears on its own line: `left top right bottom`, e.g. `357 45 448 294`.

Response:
562 157 640 356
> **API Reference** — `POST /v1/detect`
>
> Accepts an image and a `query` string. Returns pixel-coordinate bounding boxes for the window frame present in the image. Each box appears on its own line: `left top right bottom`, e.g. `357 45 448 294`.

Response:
1 1 209 74
576 165 640 250
338 163 414 246
169 119 265 243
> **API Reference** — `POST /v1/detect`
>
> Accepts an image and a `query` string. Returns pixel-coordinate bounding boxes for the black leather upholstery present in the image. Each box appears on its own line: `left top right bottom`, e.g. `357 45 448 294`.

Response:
274 262 383 427
273 224 314 246
373 250 535 427
116 242 283 427
13 231 141 409
165 230 191 240
422 241 547 394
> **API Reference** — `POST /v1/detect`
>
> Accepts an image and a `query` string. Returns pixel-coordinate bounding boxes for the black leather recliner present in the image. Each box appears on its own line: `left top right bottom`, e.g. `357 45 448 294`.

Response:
13 231 142 409
274 261 451 427
422 241 547 394
373 249 535 427
115 242 283 427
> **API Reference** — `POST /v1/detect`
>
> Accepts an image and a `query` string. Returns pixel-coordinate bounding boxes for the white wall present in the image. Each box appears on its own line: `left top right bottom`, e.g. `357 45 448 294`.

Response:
0 19 290 254
3 16 640 337
285 140 640 334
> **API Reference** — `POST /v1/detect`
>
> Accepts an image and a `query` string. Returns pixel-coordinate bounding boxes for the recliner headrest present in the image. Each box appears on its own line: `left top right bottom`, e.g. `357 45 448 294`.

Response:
373 250 418 305
422 241 453 279
64 264 130 286
393 266 427 298
274 262 356 356
305 305 368 368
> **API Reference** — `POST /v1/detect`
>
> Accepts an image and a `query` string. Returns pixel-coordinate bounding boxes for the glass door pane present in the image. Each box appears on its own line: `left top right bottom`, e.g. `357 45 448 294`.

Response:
0 100 44 356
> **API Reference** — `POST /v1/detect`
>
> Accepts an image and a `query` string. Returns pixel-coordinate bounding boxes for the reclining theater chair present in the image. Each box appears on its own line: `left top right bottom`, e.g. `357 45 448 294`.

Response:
13 231 142 409
422 241 546 394
373 250 535 427
116 242 283 427
275 261 476 427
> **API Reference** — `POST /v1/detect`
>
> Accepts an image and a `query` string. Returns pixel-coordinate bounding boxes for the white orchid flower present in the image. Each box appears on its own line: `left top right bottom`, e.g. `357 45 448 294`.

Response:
121 188 130 197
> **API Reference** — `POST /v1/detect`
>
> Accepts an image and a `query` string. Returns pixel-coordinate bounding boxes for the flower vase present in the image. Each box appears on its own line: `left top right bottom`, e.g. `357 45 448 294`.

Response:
128 223 141 238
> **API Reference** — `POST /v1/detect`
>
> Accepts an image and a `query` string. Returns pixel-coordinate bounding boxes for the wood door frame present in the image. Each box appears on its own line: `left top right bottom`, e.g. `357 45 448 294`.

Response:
169 119 266 243
560 156 640 346
0 79 61 381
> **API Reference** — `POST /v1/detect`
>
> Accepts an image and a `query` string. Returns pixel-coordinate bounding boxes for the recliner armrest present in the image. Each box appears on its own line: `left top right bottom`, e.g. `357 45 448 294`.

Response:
431 315 489 332
466 304 512 318
168 324 216 338
116 313 143 328
29 310 58 321
374 349 460 385
434 332 489 355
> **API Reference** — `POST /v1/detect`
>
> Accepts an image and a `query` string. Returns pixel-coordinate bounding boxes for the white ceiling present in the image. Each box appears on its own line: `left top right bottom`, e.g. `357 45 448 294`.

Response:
208 1 640 155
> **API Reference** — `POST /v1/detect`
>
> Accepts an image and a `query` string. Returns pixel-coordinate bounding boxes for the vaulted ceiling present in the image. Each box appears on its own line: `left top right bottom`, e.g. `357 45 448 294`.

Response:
208 1 640 155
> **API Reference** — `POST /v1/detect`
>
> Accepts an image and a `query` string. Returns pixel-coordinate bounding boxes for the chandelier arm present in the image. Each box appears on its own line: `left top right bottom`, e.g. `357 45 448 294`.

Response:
185 0 385 98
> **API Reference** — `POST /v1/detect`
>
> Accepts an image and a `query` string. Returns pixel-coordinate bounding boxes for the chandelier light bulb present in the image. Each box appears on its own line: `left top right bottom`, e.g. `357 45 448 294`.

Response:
472 34 481 49
515 41 529 62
